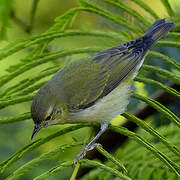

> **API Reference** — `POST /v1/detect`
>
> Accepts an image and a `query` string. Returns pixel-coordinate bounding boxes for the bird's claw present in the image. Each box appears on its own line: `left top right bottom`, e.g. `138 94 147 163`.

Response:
74 143 102 164
88 143 102 150
74 150 86 164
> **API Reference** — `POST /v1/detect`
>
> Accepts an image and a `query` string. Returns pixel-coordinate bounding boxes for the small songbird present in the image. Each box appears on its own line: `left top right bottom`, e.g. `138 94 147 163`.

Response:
31 19 174 163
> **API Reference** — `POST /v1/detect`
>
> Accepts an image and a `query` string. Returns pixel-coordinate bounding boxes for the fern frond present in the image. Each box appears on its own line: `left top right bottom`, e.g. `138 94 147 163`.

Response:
82 124 180 179
80 159 131 180
0 68 59 98
132 92 180 127
160 0 174 17
96 145 127 173
5 143 82 180
157 40 180 48
0 112 31 124
110 125 180 177
142 65 180 84
78 0 143 34
34 161 73 180
0 125 87 174
148 51 180 70
135 76 180 98
129 0 160 19
0 7 82 61
102 0 151 26
122 113 180 158
0 94 34 110
166 32 180 39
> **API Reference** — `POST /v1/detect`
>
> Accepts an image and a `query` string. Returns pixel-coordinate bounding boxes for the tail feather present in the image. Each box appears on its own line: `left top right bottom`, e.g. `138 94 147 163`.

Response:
145 18 166 34
144 19 175 42
122 19 174 52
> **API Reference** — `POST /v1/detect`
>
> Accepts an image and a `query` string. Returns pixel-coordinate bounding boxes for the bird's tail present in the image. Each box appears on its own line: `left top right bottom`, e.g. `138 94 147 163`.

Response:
123 19 174 52
144 19 174 43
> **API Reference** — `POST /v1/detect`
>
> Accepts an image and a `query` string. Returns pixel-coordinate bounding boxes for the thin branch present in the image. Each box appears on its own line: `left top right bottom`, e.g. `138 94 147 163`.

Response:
70 162 80 180
96 145 127 173
27 0 40 33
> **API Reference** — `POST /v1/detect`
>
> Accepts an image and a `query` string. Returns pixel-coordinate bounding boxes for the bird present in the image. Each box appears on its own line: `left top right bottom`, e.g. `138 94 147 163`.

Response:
31 19 174 163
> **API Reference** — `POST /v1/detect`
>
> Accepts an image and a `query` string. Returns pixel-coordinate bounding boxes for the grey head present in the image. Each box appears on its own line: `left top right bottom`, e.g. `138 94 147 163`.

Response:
31 83 64 139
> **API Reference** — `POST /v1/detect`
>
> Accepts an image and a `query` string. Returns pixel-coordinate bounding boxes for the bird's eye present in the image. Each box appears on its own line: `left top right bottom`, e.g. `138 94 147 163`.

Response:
45 115 51 121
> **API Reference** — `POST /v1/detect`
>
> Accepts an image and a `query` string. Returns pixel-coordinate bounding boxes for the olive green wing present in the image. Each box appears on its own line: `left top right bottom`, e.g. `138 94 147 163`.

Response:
53 58 109 110
52 43 143 110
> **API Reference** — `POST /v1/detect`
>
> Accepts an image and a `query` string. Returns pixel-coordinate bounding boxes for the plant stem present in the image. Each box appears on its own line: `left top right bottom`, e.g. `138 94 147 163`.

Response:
70 162 80 180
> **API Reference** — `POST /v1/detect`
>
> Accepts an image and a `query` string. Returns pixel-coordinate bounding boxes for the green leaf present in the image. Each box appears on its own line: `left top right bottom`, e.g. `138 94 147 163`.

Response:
157 40 180 48
132 92 180 127
5 143 82 180
0 7 82 61
161 0 174 17
135 76 180 98
0 112 31 124
27 0 40 33
102 0 151 26
130 0 159 19
0 67 59 99
96 145 127 173
166 32 180 39
110 125 180 177
148 51 180 70
0 94 34 110
122 112 180 158
80 159 131 180
142 65 180 84
0 125 88 174
34 161 73 180
78 0 143 34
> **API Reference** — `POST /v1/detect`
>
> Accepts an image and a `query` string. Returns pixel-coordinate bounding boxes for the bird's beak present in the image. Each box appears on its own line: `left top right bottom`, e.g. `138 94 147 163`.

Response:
31 124 42 140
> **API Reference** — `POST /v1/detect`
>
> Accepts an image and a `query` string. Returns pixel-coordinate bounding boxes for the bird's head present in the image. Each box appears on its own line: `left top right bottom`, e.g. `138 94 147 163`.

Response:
30 84 66 140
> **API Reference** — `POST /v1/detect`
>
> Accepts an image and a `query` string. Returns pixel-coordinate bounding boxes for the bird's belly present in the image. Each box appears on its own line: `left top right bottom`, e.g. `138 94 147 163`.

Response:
69 80 132 124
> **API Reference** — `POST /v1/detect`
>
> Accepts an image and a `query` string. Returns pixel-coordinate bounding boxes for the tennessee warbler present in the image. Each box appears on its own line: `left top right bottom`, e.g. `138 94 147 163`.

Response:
31 19 174 163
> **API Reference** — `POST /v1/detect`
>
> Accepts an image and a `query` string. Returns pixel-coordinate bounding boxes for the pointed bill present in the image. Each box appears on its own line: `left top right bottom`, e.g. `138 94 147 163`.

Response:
31 124 41 140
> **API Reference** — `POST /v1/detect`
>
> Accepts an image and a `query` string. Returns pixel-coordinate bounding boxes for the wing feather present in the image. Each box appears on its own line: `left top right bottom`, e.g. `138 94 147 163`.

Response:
52 43 144 110
51 59 109 110
92 45 144 100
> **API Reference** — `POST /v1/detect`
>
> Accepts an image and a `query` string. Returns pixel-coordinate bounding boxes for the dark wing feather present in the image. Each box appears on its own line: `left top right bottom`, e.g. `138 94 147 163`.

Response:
94 45 143 98
78 44 144 109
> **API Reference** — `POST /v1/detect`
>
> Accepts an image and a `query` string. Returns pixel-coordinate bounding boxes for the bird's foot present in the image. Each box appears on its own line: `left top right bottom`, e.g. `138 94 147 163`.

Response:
74 143 102 164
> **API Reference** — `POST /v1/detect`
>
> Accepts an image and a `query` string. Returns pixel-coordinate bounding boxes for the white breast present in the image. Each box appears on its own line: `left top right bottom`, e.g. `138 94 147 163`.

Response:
69 81 132 124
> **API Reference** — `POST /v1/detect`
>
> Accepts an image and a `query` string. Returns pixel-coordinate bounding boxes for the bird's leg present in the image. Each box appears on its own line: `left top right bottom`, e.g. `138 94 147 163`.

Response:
74 121 108 164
